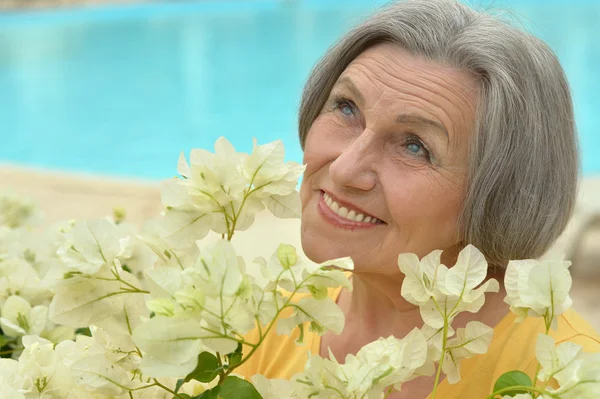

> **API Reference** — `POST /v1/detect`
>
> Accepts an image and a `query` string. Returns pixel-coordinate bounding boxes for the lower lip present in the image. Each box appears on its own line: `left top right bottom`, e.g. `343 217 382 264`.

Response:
317 191 381 231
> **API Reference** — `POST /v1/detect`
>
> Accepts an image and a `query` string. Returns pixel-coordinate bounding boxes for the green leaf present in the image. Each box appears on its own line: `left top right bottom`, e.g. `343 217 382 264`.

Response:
175 395 191 399
174 378 185 394
492 370 533 396
219 376 262 399
296 323 305 344
0 335 10 348
226 343 243 369
75 327 92 337
185 352 220 383
192 387 221 399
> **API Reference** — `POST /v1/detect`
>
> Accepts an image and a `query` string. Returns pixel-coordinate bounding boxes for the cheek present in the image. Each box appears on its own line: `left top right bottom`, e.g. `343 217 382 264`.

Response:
385 169 465 228
300 119 347 184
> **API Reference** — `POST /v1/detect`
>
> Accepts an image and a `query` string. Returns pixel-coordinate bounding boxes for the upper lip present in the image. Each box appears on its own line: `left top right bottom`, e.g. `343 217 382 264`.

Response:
322 190 381 221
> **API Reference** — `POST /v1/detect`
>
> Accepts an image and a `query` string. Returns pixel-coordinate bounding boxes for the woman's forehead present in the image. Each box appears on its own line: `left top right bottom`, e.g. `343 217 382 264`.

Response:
337 43 480 140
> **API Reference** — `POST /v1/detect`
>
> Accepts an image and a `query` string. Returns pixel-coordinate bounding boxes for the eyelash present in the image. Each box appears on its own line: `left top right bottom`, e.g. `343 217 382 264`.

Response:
331 96 432 162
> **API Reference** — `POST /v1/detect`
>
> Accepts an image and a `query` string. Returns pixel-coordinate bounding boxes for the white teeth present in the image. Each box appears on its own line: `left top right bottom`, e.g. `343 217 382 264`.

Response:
322 192 380 224
331 201 339 212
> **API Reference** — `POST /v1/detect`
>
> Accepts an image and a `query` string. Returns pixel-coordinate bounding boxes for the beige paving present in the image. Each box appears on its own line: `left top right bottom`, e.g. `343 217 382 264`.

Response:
1 164 599 330
0 0 141 11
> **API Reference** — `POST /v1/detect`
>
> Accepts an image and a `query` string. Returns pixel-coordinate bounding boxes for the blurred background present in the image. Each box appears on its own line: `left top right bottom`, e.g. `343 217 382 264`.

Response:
0 0 598 327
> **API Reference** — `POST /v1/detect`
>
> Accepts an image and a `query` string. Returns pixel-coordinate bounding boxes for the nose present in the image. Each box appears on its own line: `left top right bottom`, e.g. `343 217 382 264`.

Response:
329 129 378 193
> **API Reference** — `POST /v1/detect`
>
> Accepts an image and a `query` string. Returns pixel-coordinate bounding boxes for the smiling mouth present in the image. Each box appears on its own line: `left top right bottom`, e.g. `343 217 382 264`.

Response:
320 191 384 225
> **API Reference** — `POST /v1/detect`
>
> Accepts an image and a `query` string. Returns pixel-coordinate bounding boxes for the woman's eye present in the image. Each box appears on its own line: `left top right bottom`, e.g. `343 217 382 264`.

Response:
340 102 353 116
404 136 431 161
333 98 356 117
407 143 422 153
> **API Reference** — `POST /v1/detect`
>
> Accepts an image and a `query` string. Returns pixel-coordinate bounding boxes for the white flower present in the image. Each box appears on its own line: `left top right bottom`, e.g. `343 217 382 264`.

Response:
40 323 75 344
182 137 248 207
292 329 429 399
292 353 346 398
0 295 48 337
57 219 127 275
505 257 572 329
399 245 499 329
244 139 289 189
113 225 158 279
55 333 134 396
17 335 74 397
536 334 600 399
0 358 25 397
146 207 212 251
441 321 494 384
257 243 353 293
277 296 344 337
0 192 41 229
252 374 295 399
344 329 429 394
139 221 199 270
48 264 149 335
0 257 51 308
244 139 305 219
536 334 582 384
133 316 205 378
91 326 141 371
189 239 245 297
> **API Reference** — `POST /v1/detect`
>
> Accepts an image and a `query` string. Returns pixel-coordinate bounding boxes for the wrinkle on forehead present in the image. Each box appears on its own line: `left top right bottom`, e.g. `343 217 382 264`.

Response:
341 43 480 143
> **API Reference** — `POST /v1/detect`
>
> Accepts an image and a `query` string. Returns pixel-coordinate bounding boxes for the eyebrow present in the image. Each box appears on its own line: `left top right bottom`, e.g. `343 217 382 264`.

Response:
396 114 449 140
334 76 449 140
335 76 365 104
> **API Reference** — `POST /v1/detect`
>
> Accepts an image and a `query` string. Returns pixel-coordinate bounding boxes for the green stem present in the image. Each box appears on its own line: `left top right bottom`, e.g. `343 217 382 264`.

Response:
224 273 314 376
431 316 449 399
533 318 552 387
216 352 226 384
225 161 271 241
153 379 188 399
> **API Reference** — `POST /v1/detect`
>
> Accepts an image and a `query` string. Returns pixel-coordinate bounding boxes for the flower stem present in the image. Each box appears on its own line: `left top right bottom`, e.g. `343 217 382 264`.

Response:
225 274 314 376
153 379 187 399
431 317 449 399
533 320 552 386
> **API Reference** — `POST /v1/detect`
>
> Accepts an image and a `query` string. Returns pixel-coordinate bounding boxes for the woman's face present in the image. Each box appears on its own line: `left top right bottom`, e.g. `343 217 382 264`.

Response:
300 43 479 274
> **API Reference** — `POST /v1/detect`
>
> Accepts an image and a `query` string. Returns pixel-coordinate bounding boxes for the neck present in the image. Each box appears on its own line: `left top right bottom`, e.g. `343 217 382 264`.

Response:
322 268 509 360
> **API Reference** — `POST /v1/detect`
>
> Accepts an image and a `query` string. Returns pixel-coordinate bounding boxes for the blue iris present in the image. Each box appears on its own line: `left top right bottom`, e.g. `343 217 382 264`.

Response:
407 143 422 153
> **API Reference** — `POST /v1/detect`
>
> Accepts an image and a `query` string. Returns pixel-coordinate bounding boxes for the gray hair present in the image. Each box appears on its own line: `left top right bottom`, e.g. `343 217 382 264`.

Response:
298 0 578 267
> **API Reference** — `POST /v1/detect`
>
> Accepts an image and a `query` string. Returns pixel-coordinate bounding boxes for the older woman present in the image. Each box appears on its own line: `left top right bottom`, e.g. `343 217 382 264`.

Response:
238 0 599 397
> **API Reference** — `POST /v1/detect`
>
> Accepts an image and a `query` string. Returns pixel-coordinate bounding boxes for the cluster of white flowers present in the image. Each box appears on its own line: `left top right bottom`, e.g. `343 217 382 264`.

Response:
0 196 76 360
0 137 598 399
399 245 499 385
252 330 428 399
0 138 356 399
491 334 600 399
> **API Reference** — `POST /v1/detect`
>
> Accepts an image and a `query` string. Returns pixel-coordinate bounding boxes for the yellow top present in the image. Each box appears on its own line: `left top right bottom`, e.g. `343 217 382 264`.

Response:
237 285 600 398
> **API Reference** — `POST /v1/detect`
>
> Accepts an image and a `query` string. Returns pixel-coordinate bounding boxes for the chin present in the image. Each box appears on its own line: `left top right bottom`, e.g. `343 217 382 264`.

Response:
300 233 340 264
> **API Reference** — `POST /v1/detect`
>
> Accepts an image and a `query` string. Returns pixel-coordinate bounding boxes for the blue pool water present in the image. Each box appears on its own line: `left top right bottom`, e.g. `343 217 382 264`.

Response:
1 0 599 180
